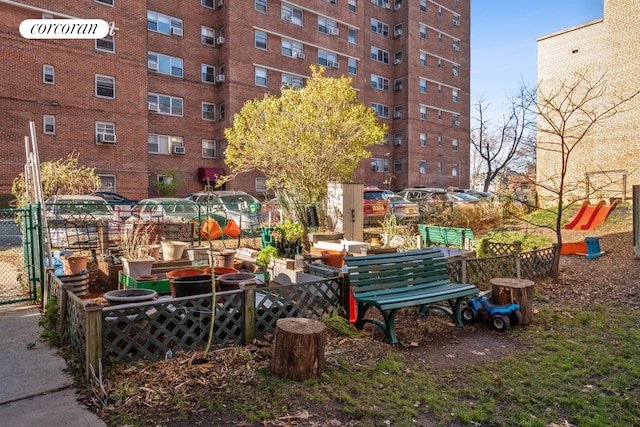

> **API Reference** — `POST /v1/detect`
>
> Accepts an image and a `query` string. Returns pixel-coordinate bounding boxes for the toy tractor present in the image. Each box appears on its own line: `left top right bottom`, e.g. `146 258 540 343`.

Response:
462 290 522 332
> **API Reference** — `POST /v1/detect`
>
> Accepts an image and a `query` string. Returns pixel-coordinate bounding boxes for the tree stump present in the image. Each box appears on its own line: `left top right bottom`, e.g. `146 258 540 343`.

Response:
270 318 326 381
490 278 536 325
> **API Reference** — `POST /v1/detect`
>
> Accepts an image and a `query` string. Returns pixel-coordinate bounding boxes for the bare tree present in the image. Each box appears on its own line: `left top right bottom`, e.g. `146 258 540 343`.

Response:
471 82 536 192
535 71 640 279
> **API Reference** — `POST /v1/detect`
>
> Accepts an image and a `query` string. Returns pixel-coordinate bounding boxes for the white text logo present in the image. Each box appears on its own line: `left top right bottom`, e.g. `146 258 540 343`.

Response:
19 19 113 39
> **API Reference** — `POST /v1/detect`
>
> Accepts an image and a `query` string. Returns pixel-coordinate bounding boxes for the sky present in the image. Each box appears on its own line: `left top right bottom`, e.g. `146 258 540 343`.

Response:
470 0 604 121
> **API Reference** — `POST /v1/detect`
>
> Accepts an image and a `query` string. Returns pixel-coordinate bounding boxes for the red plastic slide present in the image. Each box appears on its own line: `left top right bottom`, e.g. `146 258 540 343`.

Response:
582 199 619 230
564 200 618 230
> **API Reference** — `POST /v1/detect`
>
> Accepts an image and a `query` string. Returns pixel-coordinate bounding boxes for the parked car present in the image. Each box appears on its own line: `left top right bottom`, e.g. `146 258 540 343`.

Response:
447 192 481 205
131 198 201 222
363 188 391 226
396 187 447 204
91 191 139 219
184 191 262 232
45 194 120 248
381 192 420 222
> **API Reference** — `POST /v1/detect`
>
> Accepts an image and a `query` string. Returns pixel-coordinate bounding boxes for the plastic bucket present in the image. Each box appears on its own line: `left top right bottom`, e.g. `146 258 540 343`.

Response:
321 250 346 268
172 274 214 297
200 217 223 240
223 219 241 238
161 241 188 261
208 249 236 269
218 272 257 291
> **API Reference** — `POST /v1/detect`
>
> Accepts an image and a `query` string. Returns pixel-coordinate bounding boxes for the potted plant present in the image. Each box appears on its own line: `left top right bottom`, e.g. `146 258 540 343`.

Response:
254 245 278 283
120 222 156 278
273 220 305 258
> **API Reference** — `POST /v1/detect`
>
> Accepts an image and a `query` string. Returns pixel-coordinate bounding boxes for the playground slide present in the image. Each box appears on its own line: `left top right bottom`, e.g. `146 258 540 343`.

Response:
564 200 590 229
581 199 619 230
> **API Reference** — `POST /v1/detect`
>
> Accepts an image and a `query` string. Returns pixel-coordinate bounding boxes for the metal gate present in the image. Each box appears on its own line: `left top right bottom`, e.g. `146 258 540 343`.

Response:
0 204 44 305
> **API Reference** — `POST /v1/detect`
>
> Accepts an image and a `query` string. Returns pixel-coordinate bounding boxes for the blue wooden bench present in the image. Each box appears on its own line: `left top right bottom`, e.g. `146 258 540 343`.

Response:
343 249 479 344
418 224 475 249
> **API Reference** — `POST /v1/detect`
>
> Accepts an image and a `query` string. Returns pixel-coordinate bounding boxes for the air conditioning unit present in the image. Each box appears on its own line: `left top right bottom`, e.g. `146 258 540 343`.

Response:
394 138 402 145
96 134 116 144
282 13 292 21
394 3 402 10
215 74 225 83
216 36 225 45
453 45 460 52
453 17 460 26
394 29 402 37
172 146 185 155
393 58 401 65
384 2 391 9
327 61 339 69
171 27 182 36
148 60 158 71
394 83 402 91
294 51 305 60
329 27 339 36
452 69 459 77
393 111 402 119
218 0 224 6
148 101 158 111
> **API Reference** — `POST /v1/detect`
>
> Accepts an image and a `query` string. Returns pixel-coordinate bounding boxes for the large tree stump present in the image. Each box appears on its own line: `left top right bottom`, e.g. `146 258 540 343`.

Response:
271 318 326 381
490 278 535 325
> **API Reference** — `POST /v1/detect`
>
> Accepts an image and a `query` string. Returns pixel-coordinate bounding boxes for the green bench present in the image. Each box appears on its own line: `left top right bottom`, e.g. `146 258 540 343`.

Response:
343 249 479 344
418 224 475 249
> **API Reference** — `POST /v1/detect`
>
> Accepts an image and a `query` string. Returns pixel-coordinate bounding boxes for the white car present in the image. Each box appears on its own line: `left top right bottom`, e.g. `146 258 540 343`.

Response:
45 194 120 248
184 191 262 232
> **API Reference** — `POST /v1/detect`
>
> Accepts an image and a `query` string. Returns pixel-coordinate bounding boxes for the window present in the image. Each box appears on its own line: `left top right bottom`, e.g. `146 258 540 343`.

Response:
347 58 357 75
453 40 460 51
453 114 460 126
419 105 427 120
98 175 116 192
438 84 442 95
148 52 183 77
394 51 402 64
256 177 268 193
438 135 442 145
371 74 389 91
420 160 426 174
452 164 458 177
147 11 183 36
281 5 303 25
148 93 183 116
438 110 442 120
419 52 427 66
96 0 114 5
319 17 338 35
255 0 267 13
219 103 225 121
318 50 338 67
452 89 459 102
393 132 402 145
43 115 55 134
202 64 215 83
43 65 54 84
419 78 427 94
419 0 426 12
201 0 214 8
96 121 115 143
371 19 388 37
371 103 389 119
419 133 427 147
394 78 402 91
438 32 443 42
255 67 267 86
42 13 53 19
348 28 357 44
437 161 443 172
255 30 267 50
378 132 389 145
393 106 402 119
219 139 227 158
281 74 304 89
453 65 459 77
438 6 442 16
148 134 183 154
202 26 215 45
202 139 216 158
348 0 357 12
282 39 303 58
419 25 426 39
96 75 115 98
371 0 388 8
371 47 389 64
452 139 459 152
370 158 389 173
96 34 114 52
393 24 402 37
394 160 402 173
202 102 216 121
453 15 460 26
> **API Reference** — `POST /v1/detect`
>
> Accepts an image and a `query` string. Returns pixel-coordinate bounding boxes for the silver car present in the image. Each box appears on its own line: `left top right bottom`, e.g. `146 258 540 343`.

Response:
184 190 262 232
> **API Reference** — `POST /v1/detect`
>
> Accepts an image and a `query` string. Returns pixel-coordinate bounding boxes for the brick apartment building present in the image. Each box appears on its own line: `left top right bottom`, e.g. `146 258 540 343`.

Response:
0 0 470 202
537 0 639 205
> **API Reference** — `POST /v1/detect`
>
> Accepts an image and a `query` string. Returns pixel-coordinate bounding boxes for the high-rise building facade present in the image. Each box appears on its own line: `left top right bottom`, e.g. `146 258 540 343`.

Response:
0 0 470 201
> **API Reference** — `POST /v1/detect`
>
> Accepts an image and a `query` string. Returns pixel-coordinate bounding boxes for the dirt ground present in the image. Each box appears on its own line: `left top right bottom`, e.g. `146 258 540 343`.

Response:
89 214 640 426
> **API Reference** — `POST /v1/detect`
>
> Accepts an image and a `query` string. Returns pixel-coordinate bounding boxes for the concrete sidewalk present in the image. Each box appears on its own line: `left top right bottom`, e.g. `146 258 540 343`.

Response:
0 302 106 426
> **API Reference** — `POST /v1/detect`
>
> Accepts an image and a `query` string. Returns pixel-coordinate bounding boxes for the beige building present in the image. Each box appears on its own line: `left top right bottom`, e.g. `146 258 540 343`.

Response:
536 0 640 206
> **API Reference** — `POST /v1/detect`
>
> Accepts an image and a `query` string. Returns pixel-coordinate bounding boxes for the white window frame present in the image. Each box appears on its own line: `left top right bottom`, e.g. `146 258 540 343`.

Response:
318 50 338 67
201 0 214 8
348 58 357 75
96 121 115 143
370 158 389 173
202 139 216 159
420 0 426 12
255 30 267 50
438 161 443 173
255 177 268 193
371 103 389 119
419 160 427 174
148 134 183 155
453 89 459 102
452 139 459 152
43 115 55 134
202 26 215 46
348 28 357 44
371 46 389 64
371 74 389 91
453 114 460 126
202 102 216 121
419 52 427 66
348 0 357 12
202 64 216 83
452 164 459 177
255 0 267 13
281 74 304 89
95 74 115 98
419 105 427 120
148 52 183 77
281 4 303 26
394 160 402 174
148 93 184 116
371 18 389 37
147 11 183 36
282 39 303 58
419 133 427 147
255 67 267 87
96 0 114 6
319 17 338 35
96 33 114 52
419 25 427 39
43 65 54 84
419 78 427 94
98 175 116 192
